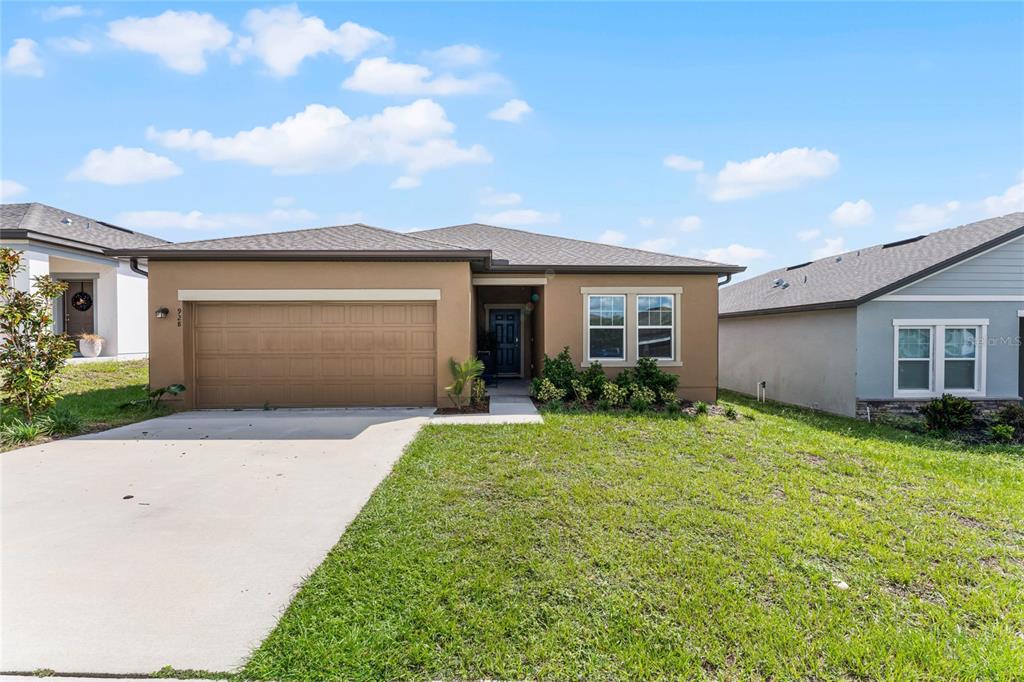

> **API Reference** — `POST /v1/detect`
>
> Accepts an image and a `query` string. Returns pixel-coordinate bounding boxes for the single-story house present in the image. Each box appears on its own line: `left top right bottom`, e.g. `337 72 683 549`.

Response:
1 202 167 358
719 212 1024 418
111 222 744 409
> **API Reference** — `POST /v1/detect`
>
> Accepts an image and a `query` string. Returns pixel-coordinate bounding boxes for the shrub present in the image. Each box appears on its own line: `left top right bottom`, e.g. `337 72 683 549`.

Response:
601 382 628 407
579 362 608 396
693 401 709 416
629 385 656 412
665 401 682 416
470 378 487 407
724 405 738 420
1 417 43 446
995 404 1024 435
658 388 679 408
0 248 78 420
990 423 1015 444
919 394 974 433
540 347 578 394
614 357 678 403
444 357 484 410
535 377 567 403
37 406 83 437
570 379 591 403
596 398 613 412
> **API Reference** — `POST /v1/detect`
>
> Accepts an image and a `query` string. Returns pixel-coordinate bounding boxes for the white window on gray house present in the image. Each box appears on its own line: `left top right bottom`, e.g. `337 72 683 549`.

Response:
637 294 674 360
893 319 987 397
587 294 626 360
897 328 932 392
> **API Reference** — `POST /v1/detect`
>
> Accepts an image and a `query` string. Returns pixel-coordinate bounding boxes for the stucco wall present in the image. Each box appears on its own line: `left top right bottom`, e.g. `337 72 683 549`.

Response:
856 300 1022 400
541 273 721 402
719 308 858 416
146 260 473 408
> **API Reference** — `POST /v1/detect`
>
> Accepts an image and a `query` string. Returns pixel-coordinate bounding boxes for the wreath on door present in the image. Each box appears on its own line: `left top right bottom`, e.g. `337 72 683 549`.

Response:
71 284 93 312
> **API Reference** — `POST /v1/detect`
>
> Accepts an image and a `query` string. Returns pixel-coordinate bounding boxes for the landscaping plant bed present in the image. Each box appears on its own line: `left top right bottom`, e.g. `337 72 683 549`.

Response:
434 396 490 416
534 397 733 418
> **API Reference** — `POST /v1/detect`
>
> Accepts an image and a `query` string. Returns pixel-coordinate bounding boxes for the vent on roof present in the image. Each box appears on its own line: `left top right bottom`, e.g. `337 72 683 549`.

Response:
882 235 925 249
786 261 812 271
60 217 72 225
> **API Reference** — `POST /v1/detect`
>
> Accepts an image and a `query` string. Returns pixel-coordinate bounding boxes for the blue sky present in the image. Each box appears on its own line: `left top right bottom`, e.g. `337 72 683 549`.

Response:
2 1 1022 277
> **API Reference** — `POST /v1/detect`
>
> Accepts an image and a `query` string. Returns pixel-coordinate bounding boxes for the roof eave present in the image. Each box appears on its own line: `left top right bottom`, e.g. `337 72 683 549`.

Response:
719 299 858 318
105 248 493 263
1 229 113 256
483 263 746 275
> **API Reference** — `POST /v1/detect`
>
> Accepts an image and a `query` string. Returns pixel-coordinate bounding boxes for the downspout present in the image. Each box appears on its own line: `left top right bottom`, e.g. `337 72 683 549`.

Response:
129 258 148 278
717 273 732 287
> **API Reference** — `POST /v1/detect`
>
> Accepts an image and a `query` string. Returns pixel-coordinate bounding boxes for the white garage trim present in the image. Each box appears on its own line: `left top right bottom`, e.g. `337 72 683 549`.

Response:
178 289 442 302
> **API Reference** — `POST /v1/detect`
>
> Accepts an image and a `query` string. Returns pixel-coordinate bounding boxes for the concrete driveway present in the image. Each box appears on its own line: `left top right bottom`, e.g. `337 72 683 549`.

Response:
0 408 432 674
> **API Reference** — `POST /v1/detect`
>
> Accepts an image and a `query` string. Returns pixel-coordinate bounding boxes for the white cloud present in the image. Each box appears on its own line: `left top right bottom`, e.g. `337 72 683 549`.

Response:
663 154 703 172
3 39 45 77
830 199 874 227
488 99 532 123
67 146 182 185
707 147 839 201
423 44 491 68
343 57 502 96
1 179 28 200
638 237 677 253
895 200 961 232
673 215 702 232
598 229 627 246
796 228 821 242
107 10 232 74
148 99 490 177
980 176 1024 215
811 237 845 259
232 5 387 77
701 244 769 263
477 209 559 226
48 36 93 54
390 175 421 190
116 207 317 231
480 187 521 206
42 5 85 21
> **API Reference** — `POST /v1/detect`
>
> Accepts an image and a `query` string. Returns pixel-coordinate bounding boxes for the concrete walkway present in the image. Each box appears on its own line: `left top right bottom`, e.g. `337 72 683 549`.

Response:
0 408 431 675
431 380 543 425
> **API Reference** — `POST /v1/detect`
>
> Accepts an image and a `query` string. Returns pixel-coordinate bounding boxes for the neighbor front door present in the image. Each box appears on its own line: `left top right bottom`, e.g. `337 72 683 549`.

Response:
489 309 521 376
62 280 95 338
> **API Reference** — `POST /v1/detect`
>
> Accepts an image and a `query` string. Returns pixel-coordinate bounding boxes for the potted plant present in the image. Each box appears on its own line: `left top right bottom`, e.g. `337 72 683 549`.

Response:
78 333 104 358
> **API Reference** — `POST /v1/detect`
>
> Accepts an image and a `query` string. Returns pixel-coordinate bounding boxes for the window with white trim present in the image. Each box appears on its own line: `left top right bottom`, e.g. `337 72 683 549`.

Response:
587 295 625 360
637 294 674 360
893 320 986 396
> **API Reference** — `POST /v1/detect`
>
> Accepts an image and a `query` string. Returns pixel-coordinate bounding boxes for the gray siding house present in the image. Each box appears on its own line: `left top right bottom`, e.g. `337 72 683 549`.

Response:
719 213 1024 418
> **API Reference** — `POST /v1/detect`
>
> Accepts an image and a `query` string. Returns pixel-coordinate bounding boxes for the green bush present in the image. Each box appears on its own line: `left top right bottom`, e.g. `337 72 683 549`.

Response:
37 406 83 437
535 377 567 403
629 385 656 412
614 357 678 403
579 362 608 396
658 388 679 408
990 423 1015 444
995 404 1024 436
570 379 591 402
540 347 578 394
724 405 738 420
919 394 975 433
601 382 628 408
470 378 487 407
693 400 709 416
1 418 43 446
665 401 682 416
595 398 613 412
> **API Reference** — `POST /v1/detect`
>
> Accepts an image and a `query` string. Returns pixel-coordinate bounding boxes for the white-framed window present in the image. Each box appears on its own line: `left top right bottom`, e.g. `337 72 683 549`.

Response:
892 319 987 397
636 294 674 360
587 294 626 361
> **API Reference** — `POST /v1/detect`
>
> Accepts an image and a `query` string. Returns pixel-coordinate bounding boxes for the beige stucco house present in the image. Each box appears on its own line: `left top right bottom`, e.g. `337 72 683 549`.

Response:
112 222 743 409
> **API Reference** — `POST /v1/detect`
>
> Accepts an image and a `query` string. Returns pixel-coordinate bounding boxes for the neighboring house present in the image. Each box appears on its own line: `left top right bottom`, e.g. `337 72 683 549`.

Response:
111 223 743 409
1 203 167 358
719 213 1024 418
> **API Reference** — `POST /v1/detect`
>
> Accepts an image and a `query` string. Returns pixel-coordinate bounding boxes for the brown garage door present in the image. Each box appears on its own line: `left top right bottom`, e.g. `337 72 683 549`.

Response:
192 302 436 408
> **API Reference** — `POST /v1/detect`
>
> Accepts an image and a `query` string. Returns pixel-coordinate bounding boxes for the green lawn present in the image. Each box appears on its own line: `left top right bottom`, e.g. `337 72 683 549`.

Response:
244 393 1024 681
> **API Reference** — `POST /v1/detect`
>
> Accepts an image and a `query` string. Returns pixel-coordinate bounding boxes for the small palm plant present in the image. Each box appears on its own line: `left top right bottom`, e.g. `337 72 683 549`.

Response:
446 357 484 410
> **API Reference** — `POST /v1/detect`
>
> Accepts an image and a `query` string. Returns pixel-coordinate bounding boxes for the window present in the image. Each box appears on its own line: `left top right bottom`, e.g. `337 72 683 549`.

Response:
893 320 986 397
896 328 932 392
588 295 625 360
637 294 674 360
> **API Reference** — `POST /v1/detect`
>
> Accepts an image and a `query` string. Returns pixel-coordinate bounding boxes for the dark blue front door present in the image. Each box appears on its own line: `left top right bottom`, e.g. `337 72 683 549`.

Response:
489 309 521 375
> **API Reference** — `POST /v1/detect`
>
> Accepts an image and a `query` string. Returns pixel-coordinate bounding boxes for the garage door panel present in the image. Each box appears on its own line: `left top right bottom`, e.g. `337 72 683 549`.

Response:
193 302 436 408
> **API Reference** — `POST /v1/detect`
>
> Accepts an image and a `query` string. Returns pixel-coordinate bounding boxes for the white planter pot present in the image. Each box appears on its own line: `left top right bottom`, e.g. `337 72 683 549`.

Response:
79 338 103 358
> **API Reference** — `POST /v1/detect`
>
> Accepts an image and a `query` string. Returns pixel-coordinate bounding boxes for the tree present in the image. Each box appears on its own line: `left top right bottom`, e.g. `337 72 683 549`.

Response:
0 248 77 420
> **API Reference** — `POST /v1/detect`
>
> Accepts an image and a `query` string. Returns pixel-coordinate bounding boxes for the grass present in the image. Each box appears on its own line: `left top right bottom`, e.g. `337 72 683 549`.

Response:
244 392 1024 681
1 360 168 449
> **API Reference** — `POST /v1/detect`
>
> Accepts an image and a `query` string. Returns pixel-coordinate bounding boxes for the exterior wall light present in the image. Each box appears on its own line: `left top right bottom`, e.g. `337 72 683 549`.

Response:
155 307 169 318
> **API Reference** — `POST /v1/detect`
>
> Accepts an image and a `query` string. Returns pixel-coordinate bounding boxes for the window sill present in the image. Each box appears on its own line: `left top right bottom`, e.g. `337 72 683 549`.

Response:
583 360 682 368
893 390 985 399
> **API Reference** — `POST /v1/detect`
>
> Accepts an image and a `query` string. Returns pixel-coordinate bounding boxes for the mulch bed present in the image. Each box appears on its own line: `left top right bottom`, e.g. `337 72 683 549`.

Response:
434 397 490 416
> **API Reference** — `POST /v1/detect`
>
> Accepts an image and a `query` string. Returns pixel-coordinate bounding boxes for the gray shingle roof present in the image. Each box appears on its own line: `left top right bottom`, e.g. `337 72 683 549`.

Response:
128 223 476 253
414 223 742 272
720 212 1024 317
1 202 168 250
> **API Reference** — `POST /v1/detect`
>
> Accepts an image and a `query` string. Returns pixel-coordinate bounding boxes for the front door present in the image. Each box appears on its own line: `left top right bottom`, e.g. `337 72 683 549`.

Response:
489 309 521 376
61 280 95 338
